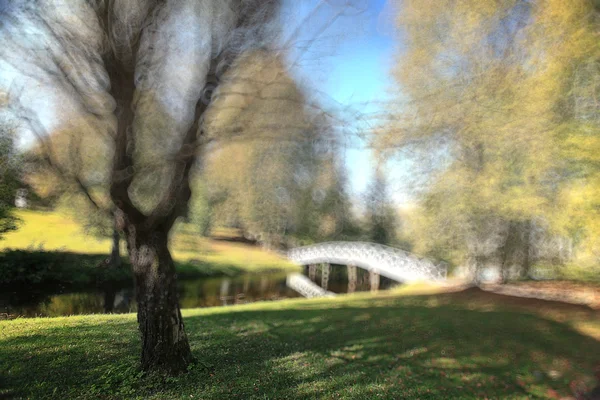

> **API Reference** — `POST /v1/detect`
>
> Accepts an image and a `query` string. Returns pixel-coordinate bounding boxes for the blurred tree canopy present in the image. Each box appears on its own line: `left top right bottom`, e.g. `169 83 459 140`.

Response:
376 0 600 280
200 51 357 248
364 167 397 246
24 120 122 265
0 121 22 237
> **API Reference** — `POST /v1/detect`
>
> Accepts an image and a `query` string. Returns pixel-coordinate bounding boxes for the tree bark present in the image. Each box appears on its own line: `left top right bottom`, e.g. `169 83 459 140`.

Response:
126 227 193 374
104 289 116 313
105 57 193 373
109 224 121 268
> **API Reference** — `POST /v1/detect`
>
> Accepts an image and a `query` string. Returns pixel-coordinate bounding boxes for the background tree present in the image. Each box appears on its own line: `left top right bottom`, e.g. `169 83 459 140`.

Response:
549 1 600 273
363 167 397 245
24 120 122 266
376 0 599 281
0 121 21 238
202 50 355 248
187 177 212 236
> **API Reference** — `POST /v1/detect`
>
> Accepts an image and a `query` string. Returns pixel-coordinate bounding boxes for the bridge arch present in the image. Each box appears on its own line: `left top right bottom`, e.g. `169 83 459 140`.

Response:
286 241 447 283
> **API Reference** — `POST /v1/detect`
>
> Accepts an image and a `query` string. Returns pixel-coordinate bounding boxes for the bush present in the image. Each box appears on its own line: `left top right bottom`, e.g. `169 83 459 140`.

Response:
0 250 131 288
0 250 239 289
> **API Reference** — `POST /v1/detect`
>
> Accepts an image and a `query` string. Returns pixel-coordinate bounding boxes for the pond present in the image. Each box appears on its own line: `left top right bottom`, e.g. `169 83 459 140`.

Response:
0 267 398 318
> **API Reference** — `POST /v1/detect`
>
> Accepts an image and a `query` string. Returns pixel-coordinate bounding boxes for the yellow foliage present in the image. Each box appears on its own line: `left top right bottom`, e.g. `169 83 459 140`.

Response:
382 0 600 267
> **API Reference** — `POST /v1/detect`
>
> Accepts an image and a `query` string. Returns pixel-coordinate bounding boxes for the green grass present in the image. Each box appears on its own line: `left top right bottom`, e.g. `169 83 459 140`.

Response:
1 210 298 276
1 288 599 399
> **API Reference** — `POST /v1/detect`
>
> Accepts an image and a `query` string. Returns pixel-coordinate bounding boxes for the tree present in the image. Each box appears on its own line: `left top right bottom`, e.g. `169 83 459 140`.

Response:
202 50 354 247
25 121 122 267
1 0 281 373
202 51 309 247
549 2 600 271
187 177 212 236
307 154 357 243
364 167 397 245
376 0 599 281
0 121 21 238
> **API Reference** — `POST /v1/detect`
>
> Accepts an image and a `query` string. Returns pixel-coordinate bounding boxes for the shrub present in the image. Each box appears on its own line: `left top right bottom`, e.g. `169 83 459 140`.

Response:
0 250 131 288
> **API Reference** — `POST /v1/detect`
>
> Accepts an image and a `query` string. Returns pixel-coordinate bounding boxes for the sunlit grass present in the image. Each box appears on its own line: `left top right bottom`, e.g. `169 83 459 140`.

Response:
0 210 298 273
1 210 110 253
1 288 598 399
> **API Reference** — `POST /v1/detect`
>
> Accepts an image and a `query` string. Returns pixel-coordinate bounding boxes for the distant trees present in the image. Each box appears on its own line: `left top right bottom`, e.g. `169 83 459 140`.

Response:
364 168 397 246
0 122 21 238
377 0 600 281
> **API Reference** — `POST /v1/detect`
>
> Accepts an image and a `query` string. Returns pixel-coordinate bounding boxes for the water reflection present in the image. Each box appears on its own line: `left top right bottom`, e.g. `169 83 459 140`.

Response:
178 273 299 308
1 267 400 318
303 264 397 293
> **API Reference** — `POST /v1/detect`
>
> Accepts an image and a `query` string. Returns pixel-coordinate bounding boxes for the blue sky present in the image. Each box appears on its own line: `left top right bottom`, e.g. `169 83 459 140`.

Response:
282 0 412 206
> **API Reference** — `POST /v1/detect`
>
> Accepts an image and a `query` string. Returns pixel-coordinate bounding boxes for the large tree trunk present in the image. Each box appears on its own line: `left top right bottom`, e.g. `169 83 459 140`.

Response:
106 63 193 373
127 227 193 373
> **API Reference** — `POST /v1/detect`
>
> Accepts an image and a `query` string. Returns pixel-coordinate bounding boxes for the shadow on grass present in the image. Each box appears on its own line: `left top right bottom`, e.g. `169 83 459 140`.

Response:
1 290 599 399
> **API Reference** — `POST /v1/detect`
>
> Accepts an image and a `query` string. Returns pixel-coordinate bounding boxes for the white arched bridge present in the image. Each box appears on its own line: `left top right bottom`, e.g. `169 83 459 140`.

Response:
285 241 447 298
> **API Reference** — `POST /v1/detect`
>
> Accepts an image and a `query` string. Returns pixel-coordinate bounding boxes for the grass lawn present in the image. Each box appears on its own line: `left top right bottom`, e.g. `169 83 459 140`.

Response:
1 210 298 275
1 287 599 399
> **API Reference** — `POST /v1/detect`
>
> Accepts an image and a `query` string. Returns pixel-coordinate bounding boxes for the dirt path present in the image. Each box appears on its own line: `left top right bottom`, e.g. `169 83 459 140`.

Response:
481 281 600 309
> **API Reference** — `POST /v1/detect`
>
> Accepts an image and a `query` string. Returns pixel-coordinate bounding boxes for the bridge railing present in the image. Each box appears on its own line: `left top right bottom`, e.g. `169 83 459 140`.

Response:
286 241 447 282
288 241 432 262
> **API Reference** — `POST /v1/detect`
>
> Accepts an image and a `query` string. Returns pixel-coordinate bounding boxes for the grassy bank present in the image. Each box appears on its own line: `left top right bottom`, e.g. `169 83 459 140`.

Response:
1 287 599 399
0 210 299 284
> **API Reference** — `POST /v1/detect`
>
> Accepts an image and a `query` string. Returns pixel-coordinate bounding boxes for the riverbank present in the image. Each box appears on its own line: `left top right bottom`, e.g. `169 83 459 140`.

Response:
482 280 600 309
1 286 598 399
0 210 299 288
